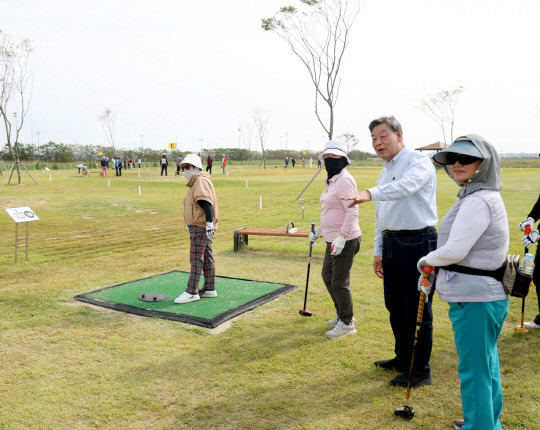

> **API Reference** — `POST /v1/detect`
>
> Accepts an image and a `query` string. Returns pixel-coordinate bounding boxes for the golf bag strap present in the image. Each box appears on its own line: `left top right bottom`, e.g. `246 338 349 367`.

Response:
440 264 505 282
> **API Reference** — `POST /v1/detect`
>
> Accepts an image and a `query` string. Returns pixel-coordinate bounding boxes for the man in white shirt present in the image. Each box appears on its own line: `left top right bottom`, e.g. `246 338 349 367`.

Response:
342 116 437 388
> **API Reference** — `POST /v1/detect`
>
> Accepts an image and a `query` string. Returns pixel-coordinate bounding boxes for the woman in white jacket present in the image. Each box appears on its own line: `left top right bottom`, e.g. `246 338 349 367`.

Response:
417 135 509 430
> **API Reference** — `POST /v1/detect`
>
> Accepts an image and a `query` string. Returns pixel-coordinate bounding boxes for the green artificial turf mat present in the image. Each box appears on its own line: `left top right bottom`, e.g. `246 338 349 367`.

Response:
75 271 295 328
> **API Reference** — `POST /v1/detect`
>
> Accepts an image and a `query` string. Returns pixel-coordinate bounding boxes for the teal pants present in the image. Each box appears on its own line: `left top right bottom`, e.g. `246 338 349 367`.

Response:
449 298 509 430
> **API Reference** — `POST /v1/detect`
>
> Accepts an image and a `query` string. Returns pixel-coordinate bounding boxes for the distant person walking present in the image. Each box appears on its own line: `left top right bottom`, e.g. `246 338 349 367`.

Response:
100 157 108 177
285 157 289 168
291 158 296 168
160 154 168 176
117 157 122 176
309 156 313 168
206 155 213 174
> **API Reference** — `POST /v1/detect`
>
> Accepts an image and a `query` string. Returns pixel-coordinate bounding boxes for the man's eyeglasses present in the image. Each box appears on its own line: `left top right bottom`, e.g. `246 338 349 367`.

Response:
444 153 482 165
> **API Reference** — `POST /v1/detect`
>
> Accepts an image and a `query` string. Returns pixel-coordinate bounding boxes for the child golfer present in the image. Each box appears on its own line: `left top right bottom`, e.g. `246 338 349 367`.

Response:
174 154 220 304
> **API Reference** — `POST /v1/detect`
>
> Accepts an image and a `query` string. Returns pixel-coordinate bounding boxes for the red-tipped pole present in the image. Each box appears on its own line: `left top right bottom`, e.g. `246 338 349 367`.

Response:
394 265 433 420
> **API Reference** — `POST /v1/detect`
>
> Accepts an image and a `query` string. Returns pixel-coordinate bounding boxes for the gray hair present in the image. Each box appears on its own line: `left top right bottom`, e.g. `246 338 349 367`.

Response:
368 115 403 134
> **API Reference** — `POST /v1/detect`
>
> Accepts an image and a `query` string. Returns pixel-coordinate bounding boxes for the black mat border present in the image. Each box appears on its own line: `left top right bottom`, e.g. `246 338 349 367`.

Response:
74 270 296 329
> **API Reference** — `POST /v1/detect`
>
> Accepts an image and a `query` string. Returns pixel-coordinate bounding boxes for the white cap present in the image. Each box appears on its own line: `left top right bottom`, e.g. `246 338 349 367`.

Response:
180 153 203 170
322 140 351 164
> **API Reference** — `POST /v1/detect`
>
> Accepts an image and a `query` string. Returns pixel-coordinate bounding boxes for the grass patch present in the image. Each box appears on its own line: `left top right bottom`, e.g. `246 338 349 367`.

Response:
1 166 539 429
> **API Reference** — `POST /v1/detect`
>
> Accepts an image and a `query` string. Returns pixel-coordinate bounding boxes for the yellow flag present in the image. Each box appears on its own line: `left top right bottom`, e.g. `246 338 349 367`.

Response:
168 142 177 149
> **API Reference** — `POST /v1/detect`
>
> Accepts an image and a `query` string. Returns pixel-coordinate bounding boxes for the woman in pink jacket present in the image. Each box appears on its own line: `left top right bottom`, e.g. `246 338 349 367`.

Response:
310 140 361 339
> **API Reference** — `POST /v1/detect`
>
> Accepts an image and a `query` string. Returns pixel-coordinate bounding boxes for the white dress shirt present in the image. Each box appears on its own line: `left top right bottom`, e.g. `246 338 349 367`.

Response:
368 146 438 256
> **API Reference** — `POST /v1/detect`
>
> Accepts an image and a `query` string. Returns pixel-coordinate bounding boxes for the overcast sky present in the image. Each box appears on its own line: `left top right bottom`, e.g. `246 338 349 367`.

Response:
2 0 539 155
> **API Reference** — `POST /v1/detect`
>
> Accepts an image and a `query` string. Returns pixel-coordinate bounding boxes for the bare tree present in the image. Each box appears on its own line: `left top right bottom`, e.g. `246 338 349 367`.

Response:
252 107 270 169
418 86 465 145
337 132 359 153
0 29 37 185
262 0 362 140
98 108 117 151
239 121 253 164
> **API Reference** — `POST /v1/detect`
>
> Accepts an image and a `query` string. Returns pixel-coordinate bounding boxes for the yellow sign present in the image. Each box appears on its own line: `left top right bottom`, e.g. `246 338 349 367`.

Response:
98 151 103 156
303 151 306 155
168 142 177 149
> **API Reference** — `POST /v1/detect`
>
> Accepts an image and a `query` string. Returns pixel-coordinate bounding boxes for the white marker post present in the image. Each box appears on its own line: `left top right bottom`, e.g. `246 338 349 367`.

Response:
246 179 248 188
49 175 52 182
260 196 262 210
139 185 141 195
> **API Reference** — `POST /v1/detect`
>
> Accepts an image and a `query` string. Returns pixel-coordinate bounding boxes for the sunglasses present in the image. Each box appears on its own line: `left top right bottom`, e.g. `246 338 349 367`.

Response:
444 153 482 165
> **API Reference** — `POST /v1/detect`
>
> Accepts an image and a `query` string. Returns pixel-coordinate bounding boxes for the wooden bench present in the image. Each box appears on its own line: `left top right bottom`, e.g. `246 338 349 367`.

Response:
233 227 321 252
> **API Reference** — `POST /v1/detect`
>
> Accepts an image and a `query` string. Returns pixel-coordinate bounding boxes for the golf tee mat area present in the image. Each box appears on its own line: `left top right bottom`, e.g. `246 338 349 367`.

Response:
75 271 295 328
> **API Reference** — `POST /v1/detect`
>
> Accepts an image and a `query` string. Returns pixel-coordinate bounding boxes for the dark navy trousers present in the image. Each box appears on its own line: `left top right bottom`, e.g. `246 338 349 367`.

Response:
382 227 437 373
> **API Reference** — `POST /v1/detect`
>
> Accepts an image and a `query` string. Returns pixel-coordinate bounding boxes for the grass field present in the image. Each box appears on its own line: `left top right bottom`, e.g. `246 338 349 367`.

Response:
1 164 539 429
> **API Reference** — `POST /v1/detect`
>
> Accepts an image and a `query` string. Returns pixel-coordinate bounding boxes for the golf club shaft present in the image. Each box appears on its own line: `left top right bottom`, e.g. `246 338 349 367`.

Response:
301 223 316 312
295 167 323 201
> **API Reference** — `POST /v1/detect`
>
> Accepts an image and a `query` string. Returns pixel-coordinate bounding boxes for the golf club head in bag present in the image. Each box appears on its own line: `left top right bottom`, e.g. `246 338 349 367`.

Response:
394 405 415 419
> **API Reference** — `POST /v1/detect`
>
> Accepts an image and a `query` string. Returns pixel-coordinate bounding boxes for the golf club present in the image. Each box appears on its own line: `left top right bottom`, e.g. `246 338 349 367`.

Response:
299 222 316 317
515 225 532 334
394 265 434 420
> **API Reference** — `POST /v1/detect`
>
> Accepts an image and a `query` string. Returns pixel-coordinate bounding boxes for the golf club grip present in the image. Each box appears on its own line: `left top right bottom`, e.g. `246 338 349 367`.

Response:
417 292 426 323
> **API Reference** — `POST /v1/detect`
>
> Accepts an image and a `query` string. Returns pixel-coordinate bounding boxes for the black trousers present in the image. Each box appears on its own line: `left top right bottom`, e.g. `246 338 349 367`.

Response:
382 227 437 373
206 164 212 174
321 237 361 325
161 165 167 176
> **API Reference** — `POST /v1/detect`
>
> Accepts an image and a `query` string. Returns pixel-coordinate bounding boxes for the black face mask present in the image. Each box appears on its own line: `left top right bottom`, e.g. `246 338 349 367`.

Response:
324 157 348 181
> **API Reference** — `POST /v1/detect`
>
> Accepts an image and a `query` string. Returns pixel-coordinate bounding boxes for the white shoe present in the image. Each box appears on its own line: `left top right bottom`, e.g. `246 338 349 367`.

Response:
200 290 217 298
523 321 540 329
174 292 200 304
326 320 357 339
327 315 356 327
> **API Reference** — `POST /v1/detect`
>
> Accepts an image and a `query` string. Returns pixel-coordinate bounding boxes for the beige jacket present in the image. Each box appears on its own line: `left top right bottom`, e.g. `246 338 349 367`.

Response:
183 171 219 227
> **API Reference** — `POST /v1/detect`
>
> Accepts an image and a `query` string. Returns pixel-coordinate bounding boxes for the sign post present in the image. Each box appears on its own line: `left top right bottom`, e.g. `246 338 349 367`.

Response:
5 207 40 263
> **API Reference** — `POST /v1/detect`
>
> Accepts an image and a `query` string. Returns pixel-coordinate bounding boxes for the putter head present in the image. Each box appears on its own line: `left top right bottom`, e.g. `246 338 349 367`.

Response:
299 309 312 317
394 406 415 419
514 324 530 334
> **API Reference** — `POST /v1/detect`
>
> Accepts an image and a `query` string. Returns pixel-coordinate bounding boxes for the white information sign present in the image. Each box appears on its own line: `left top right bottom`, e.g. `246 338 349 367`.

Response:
5 207 40 223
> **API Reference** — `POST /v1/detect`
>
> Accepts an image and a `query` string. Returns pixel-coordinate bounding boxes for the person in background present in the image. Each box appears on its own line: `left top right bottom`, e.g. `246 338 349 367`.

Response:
291 158 296 168
285 156 289 168
117 157 122 176
138 158 141 169
206 154 213 174
175 154 182 176
417 135 508 430
309 140 361 339
160 154 168 176
174 153 219 304
341 115 437 388
518 193 540 330
221 154 227 174
100 157 108 177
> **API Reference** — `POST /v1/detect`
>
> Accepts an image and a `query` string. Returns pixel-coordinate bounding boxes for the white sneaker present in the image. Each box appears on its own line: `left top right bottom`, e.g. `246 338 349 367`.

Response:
327 315 356 327
174 292 200 304
326 320 357 339
200 290 217 298
523 321 540 329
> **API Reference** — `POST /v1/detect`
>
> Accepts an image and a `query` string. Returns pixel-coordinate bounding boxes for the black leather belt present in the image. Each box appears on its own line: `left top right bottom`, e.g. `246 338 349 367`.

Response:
382 227 435 238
